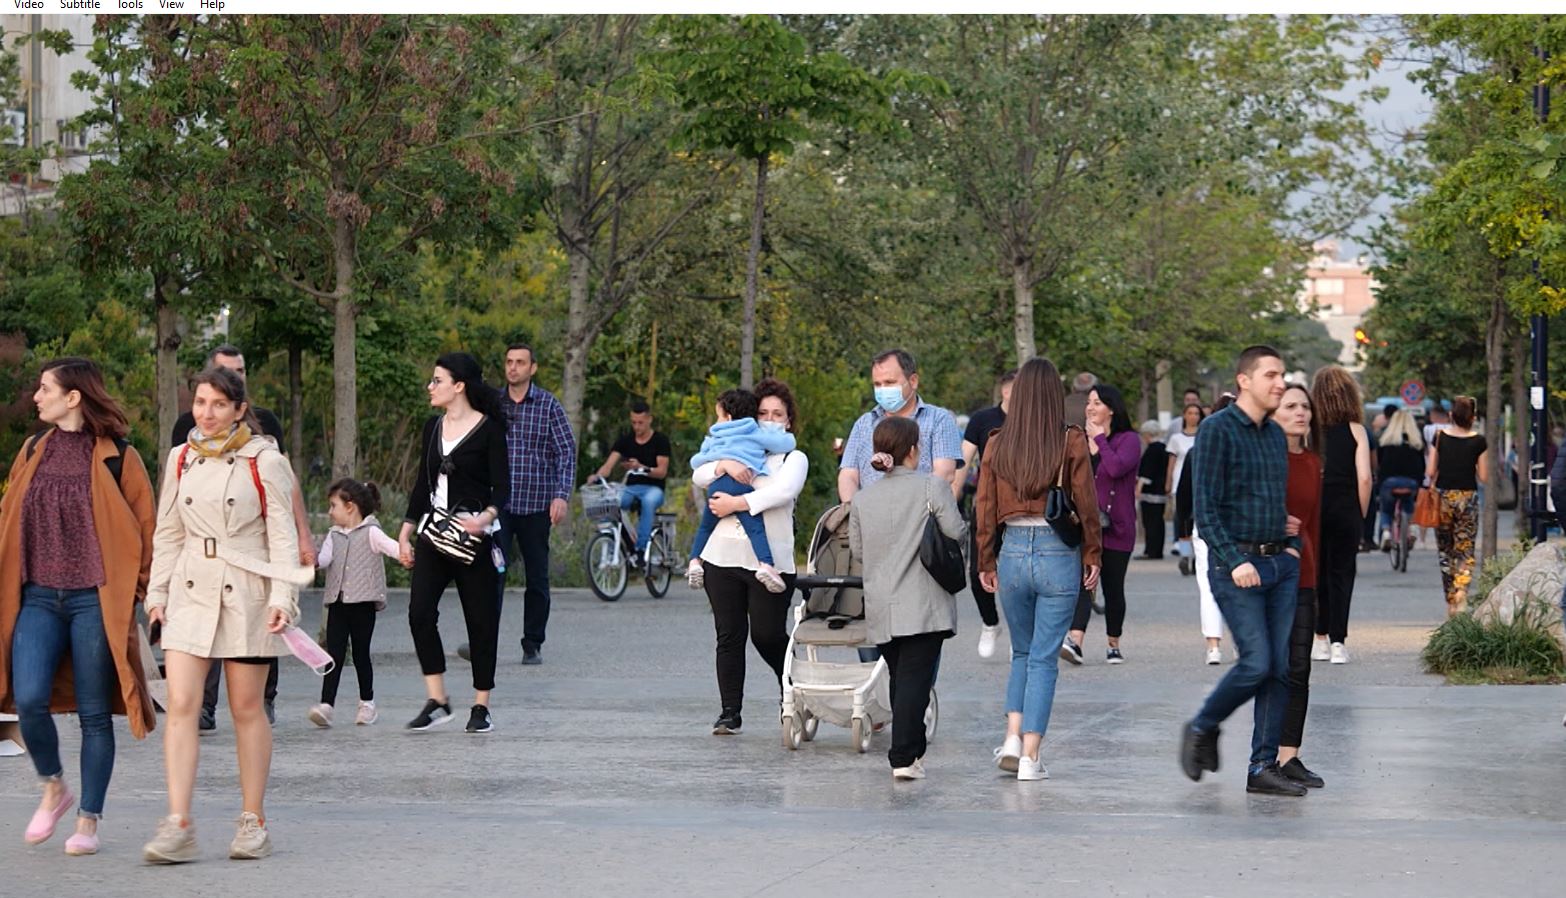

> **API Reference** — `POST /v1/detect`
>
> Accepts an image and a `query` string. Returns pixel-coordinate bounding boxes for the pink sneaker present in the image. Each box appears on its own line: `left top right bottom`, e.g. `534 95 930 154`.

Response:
754 563 786 594
25 784 75 845
64 831 99 856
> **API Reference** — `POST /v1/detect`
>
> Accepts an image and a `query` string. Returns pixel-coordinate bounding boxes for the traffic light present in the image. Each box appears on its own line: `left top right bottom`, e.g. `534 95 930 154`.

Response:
1354 326 1370 345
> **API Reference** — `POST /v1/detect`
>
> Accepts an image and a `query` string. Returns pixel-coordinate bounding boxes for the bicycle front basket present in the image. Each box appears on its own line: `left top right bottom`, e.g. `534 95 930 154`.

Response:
579 482 624 523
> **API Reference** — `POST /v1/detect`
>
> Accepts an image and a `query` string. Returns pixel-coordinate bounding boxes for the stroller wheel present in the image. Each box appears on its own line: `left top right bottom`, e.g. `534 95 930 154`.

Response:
801 709 819 742
782 715 802 751
851 716 872 754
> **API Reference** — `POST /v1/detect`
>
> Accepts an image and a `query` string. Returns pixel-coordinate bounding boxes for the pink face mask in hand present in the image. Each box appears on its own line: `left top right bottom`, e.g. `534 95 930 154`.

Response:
280 626 336 677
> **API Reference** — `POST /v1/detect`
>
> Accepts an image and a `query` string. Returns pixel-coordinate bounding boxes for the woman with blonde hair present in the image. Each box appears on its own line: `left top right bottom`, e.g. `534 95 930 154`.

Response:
1376 409 1425 549
1426 396 1487 616
1309 366 1371 665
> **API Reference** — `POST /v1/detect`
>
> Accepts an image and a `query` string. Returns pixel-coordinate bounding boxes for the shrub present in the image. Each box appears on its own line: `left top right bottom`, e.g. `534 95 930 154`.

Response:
1422 596 1566 683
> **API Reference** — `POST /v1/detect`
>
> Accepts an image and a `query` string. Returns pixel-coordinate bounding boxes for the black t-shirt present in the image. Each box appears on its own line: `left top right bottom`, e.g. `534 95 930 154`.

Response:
611 431 671 487
1138 440 1169 496
964 405 1006 463
171 407 286 452
1435 431 1487 491
1378 442 1424 481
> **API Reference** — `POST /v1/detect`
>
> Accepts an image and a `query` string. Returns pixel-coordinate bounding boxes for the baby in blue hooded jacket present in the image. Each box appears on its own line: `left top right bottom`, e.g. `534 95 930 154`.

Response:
687 388 795 593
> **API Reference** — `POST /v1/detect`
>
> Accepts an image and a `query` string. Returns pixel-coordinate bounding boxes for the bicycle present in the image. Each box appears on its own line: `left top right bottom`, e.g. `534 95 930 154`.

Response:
579 475 682 602
1387 486 1416 573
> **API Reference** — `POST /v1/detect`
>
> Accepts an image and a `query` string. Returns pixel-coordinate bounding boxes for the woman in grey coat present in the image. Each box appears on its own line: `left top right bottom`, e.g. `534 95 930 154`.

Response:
848 416 967 780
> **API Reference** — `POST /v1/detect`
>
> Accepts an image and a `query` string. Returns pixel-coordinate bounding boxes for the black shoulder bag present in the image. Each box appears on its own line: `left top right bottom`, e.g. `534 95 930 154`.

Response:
919 481 967 594
1045 426 1085 548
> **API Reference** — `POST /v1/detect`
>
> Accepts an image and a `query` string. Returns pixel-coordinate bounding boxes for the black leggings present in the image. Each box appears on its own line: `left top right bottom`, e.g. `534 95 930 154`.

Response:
409 536 501 692
967 513 999 627
880 632 945 768
1317 495 1360 643
703 563 792 714
320 601 377 705
1140 501 1166 558
1282 587 1317 749
1072 549 1131 638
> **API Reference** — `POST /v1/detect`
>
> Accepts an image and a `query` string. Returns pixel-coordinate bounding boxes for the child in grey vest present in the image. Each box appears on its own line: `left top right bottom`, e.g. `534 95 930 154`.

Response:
307 479 401 728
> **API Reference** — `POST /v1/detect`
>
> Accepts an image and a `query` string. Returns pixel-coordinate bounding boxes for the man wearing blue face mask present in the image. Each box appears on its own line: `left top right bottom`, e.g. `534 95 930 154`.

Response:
839 349 962 502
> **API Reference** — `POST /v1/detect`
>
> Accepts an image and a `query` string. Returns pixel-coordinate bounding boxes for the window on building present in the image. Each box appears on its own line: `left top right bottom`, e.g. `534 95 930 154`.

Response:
1314 277 1345 296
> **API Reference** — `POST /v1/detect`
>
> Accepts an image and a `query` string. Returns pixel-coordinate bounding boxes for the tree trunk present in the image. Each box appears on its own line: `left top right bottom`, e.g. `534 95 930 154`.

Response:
1510 319 1529 538
1136 368 1154 423
330 215 358 480
1011 253 1035 363
644 318 659 402
740 153 768 390
1155 359 1173 428
1481 292 1506 562
560 221 594 440
289 342 305 484
153 276 182 470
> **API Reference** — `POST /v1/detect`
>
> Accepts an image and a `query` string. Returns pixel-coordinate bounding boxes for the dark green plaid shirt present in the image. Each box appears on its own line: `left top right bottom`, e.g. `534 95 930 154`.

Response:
1191 403 1301 571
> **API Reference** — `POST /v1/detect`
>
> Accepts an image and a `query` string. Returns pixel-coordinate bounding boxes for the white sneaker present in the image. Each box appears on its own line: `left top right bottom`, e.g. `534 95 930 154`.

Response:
892 758 926 781
1329 642 1348 664
994 734 1022 772
977 625 1001 659
1017 754 1049 782
686 559 705 589
1205 647 1223 665
307 703 333 728
355 700 378 726
1311 638 1330 662
228 811 271 860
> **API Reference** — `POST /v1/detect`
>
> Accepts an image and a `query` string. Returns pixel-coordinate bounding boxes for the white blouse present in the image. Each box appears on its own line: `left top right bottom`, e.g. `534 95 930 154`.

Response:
691 451 809 574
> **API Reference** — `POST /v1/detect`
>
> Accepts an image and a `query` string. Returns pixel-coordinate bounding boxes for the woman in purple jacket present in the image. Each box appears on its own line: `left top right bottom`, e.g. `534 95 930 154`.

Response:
1062 383 1141 665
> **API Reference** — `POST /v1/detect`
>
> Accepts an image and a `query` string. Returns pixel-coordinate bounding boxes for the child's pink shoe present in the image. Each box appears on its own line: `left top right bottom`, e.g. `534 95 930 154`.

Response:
754 563 786 594
24 785 75 845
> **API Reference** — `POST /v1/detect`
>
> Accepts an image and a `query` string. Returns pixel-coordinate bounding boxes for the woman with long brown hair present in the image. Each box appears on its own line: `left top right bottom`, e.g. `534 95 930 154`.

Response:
1273 383 1326 788
975 357 1101 782
1309 366 1371 665
0 358 157 857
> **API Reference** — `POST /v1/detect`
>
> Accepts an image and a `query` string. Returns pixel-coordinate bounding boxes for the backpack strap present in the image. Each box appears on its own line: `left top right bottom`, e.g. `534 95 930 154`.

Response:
249 456 267 520
175 444 191 481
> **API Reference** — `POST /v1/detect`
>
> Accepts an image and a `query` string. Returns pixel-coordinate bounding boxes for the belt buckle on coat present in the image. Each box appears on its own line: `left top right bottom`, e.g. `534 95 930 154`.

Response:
203 537 218 559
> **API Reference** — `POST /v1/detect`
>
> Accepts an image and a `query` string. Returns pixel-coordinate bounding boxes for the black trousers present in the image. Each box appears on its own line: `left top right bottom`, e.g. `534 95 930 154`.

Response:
1317 494 1361 643
497 510 552 649
880 632 945 768
203 657 277 713
1140 500 1166 558
1072 549 1131 637
967 511 999 627
409 536 501 692
320 601 377 705
704 563 792 714
1281 587 1317 749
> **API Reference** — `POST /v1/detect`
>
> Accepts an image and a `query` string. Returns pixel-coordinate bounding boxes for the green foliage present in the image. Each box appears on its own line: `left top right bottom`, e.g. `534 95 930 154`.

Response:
1422 600 1565 683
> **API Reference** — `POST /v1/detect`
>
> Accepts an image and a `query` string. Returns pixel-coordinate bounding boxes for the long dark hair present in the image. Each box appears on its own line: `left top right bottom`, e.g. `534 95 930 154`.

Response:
986 357 1066 500
1090 383 1133 436
190 366 262 434
39 357 129 439
435 352 502 418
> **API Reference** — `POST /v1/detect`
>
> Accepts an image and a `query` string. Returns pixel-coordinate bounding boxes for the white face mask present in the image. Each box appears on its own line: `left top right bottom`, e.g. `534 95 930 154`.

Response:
759 420 786 433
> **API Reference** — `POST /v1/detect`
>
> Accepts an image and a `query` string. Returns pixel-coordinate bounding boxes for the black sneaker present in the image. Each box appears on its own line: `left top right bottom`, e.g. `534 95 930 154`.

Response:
406 698 454 731
521 643 542 666
712 710 742 735
1059 639 1084 665
198 707 216 734
1179 721 1220 781
1247 763 1308 796
1105 647 1125 665
1279 757 1325 789
465 704 493 734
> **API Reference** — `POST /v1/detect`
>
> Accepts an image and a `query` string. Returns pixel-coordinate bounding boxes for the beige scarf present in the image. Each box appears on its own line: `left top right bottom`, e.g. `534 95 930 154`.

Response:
186 423 252 458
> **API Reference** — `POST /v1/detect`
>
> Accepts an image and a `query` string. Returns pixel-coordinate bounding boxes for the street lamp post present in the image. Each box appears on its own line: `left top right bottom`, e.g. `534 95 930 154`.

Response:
1530 45 1551 542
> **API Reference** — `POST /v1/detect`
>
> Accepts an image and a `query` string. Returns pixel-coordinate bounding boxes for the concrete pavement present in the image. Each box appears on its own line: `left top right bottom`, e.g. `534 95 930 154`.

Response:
4 540 1564 896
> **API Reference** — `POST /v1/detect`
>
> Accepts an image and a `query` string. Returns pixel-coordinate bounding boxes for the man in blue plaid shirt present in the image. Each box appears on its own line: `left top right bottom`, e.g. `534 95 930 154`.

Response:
497 343 577 666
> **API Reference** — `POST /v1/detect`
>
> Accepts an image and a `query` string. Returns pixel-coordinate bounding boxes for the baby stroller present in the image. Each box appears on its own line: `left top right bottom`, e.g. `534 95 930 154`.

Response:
781 504 938 752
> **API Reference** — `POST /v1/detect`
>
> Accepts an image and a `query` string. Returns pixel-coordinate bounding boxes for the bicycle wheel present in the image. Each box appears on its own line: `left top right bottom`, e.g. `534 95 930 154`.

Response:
584 532 628 602
1396 508 1411 573
1389 514 1403 572
645 531 673 598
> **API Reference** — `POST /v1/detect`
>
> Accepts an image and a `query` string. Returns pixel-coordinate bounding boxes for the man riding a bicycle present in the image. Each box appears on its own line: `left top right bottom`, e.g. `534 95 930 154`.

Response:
590 400 672 565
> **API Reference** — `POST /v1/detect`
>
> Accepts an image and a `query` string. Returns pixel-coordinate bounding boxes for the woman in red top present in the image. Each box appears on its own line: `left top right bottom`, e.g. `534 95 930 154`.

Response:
1272 383 1325 789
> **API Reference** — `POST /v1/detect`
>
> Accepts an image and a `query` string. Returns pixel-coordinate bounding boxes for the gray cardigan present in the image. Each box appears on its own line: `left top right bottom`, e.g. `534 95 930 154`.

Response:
848 467 968 646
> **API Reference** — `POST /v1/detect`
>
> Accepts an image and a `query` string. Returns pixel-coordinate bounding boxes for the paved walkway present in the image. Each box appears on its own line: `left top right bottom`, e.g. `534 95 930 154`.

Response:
4 539 1564 896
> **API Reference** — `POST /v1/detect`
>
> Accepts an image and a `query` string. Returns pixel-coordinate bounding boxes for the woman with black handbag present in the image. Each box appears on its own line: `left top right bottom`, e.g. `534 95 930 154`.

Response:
975 358 1101 782
847 416 966 780
397 353 509 735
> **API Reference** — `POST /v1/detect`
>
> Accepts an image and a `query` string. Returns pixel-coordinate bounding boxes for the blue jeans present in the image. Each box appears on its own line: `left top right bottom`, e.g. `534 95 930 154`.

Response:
997 526 1081 736
691 474 772 565
620 484 665 551
11 585 116 818
1192 552 1300 773
1377 477 1420 534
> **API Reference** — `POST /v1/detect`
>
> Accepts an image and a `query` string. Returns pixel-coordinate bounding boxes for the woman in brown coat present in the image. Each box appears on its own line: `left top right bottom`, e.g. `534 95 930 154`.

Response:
0 357 157 856
142 366 309 864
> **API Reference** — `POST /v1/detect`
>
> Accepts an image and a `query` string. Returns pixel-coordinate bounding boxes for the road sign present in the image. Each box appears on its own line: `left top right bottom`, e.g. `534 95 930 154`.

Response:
1400 380 1425 406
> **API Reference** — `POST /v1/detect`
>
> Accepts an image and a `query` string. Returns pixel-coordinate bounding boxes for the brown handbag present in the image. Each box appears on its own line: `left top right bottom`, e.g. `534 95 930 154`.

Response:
1413 487 1440 529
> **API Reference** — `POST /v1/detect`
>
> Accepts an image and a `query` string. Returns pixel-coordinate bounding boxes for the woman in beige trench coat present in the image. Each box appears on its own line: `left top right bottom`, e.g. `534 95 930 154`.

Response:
141 366 310 865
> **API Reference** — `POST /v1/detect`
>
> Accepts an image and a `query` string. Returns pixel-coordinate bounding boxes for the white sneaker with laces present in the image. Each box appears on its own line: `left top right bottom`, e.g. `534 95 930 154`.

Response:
1329 642 1348 664
1311 638 1330 662
307 703 333 728
1205 647 1223 666
977 625 1001 659
1017 754 1049 782
994 734 1022 772
229 811 271 860
892 758 926 781
355 700 378 726
754 563 787 594
686 559 705 589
